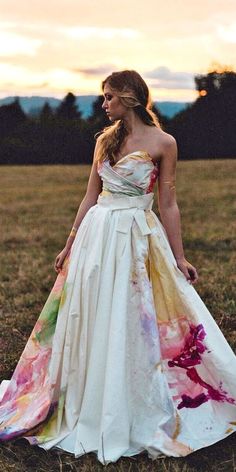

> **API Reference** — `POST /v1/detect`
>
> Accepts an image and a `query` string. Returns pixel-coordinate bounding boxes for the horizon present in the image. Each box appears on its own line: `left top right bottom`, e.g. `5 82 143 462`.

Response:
0 93 193 103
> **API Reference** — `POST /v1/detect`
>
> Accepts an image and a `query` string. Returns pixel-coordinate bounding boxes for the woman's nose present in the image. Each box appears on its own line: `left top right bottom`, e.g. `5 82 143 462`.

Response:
102 98 110 109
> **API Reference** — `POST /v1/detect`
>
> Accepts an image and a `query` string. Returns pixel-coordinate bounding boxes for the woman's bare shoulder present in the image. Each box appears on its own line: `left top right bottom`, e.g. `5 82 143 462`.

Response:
153 128 176 147
148 127 177 161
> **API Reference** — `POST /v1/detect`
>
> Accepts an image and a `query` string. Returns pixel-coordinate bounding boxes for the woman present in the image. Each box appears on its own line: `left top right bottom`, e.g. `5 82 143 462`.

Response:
0 70 236 465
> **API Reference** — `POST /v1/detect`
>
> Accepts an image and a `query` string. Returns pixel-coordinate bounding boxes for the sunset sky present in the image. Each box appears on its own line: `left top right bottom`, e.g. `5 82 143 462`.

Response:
0 0 236 102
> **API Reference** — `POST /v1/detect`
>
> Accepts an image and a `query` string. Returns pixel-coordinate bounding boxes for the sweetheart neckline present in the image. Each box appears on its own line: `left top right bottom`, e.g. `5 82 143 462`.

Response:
111 150 156 168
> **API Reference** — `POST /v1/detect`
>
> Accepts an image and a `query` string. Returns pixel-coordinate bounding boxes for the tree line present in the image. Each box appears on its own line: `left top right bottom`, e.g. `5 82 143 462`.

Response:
0 68 235 164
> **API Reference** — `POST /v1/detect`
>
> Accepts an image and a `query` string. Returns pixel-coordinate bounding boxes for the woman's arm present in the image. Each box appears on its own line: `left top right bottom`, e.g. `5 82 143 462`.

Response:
54 138 102 272
157 136 198 284
64 148 102 250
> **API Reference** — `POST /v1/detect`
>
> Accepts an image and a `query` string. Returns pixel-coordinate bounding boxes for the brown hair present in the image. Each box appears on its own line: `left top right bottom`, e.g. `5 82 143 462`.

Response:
95 70 161 163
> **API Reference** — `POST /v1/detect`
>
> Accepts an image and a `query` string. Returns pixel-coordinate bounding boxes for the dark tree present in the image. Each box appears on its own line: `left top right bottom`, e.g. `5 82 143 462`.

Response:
166 67 236 159
195 69 236 97
88 95 109 128
1 66 236 164
56 92 82 120
40 102 54 122
0 98 26 138
195 71 221 96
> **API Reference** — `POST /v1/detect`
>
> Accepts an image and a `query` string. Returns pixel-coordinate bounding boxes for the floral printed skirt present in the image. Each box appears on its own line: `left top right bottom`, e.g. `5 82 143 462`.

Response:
0 194 236 464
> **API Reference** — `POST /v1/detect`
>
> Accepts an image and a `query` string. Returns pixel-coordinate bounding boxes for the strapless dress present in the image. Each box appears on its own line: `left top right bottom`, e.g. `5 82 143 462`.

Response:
0 151 236 464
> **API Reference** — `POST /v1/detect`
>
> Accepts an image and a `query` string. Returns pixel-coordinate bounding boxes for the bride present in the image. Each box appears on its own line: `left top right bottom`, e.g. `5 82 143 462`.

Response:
0 70 235 465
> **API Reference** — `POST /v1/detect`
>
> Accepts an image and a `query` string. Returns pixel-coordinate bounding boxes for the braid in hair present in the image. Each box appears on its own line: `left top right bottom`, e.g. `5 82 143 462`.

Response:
95 70 162 164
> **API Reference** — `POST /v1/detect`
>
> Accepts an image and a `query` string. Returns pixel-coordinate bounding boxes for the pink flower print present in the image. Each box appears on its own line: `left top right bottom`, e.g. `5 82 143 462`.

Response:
178 393 209 409
158 317 190 359
168 324 207 369
168 323 236 409
146 164 159 193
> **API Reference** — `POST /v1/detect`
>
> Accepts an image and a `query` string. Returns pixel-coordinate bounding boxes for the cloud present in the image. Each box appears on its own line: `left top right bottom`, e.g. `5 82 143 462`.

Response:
0 0 235 99
0 28 42 57
72 64 117 76
64 26 140 40
217 23 236 43
145 67 195 90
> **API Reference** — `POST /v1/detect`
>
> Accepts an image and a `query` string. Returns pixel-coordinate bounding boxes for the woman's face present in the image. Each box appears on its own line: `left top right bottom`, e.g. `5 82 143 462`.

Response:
102 84 127 121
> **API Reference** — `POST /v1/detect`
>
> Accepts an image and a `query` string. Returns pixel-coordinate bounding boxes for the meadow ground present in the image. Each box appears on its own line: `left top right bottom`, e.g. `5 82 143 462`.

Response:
0 160 236 472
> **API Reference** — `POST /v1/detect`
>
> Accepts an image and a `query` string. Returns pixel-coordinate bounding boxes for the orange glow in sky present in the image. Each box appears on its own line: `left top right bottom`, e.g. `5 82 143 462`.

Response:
0 0 235 102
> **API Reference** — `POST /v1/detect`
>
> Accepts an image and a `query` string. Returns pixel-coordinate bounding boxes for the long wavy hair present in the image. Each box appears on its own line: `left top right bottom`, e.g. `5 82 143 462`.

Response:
95 70 161 164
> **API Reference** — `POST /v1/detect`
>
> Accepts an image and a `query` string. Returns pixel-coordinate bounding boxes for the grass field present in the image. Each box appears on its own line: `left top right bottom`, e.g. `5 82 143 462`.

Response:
0 160 236 472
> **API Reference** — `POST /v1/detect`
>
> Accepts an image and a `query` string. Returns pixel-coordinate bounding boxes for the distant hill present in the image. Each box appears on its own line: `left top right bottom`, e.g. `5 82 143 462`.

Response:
157 101 191 118
0 96 191 119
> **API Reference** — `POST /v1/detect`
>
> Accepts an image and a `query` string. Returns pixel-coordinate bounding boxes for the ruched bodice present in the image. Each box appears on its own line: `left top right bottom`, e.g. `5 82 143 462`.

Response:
98 150 159 196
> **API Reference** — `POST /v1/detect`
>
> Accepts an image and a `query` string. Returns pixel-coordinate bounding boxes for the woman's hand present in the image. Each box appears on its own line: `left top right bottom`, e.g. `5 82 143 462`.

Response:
54 247 70 273
176 257 198 284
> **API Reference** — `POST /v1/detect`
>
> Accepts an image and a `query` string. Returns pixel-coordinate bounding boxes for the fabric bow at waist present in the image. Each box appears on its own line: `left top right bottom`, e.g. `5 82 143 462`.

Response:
97 192 154 236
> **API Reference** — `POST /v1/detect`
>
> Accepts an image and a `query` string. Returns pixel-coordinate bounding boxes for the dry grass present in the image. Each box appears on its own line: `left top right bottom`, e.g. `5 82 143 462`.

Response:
0 160 236 471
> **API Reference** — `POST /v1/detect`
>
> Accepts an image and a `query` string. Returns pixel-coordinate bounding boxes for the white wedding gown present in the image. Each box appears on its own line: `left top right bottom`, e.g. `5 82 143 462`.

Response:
0 151 236 464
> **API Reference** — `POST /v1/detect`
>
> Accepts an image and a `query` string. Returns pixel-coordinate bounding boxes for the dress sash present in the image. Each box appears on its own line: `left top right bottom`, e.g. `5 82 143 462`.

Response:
97 192 154 236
